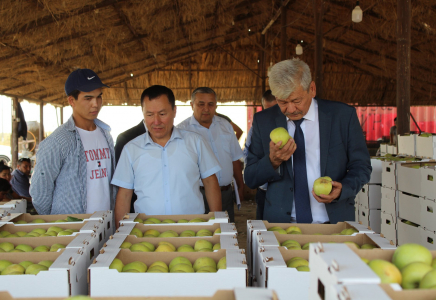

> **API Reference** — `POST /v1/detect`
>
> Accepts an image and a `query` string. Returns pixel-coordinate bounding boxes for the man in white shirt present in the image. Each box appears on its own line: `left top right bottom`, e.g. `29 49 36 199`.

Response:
177 87 244 222
112 85 222 227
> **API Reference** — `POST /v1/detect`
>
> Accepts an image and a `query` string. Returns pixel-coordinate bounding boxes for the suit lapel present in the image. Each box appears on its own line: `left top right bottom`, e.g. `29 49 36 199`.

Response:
274 109 293 180
318 100 332 176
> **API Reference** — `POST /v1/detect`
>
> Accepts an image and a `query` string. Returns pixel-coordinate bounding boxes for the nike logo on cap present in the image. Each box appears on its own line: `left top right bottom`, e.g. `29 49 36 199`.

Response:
88 76 95 80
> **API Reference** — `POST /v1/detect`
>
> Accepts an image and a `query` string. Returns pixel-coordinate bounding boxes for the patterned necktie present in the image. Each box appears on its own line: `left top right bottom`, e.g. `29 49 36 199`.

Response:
292 118 313 223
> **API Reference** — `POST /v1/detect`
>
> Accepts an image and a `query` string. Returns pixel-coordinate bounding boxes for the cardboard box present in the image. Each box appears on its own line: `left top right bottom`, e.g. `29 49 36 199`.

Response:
398 134 416 156
88 248 247 297
329 283 395 300
398 192 423 226
382 160 398 190
421 166 436 201
397 162 425 196
369 158 383 184
120 212 229 226
0 289 279 300
255 247 309 298
416 135 436 159
355 205 359 222
103 234 240 251
359 207 381 234
387 145 397 155
380 144 388 156
0 211 114 238
246 220 373 284
0 248 88 297
380 212 397 246
0 199 27 214
396 218 422 246
381 187 398 216
358 184 382 209
114 222 237 237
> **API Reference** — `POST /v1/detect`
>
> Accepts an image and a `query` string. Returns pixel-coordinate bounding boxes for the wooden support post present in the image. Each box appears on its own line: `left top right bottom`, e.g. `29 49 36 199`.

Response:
261 34 266 96
11 97 18 169
280 1 287 61
396 0 411 135
189 59 192 98
39 101 44 142
60 106 64 124
314 0 324 99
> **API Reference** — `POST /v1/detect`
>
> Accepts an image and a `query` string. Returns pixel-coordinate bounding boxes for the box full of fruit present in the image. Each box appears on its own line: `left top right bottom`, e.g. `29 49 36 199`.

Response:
416 133 436 159
119 211 229 226
88 248 247 297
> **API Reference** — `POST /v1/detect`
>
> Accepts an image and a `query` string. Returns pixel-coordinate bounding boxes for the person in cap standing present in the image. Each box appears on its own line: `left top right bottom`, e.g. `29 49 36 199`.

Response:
30 69 116 215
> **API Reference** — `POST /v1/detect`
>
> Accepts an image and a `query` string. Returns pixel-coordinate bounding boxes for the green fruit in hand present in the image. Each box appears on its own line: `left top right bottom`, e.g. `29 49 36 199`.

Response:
122 261 147 273
149 261 168 271
158 230 178 238
15 244 33 252
270 127 292 149
130 244 152 252
26 264 48 275
392 243 433 270
194 240 213 251
177 245 195 252
169 257 192 270
368 259 402 284
130 228 143 237
193 257 216 271
180 230 196 237
139 241 155 251
0 242 15 252
1 264 25 275
401 262 433 289
196 229 213 237
144 229 160 237
120 242 132 249
297 266 310 272
109 258 124 272
285 226 302 234
0 260 13 272
217 257 226 269
313 177 333 196
38 260 53 268
170 264 195 273
419 269 436 289
213 243 221 251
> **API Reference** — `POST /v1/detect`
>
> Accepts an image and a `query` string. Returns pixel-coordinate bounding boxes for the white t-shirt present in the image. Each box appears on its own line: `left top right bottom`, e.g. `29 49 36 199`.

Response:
76 127 111 213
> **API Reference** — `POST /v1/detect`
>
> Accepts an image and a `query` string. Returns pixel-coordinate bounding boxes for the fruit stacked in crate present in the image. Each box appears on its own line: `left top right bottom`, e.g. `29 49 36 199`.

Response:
0 212 113 298
90 213 246 297
119 212 229 226
355 157 383 233
309 242 436 300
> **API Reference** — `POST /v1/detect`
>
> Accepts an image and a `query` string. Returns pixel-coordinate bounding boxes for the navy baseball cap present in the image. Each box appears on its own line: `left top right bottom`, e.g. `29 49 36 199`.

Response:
65 69 109 96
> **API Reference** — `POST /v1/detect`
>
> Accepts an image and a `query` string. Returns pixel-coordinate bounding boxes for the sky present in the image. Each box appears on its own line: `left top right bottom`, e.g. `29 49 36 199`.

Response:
0 95 248 149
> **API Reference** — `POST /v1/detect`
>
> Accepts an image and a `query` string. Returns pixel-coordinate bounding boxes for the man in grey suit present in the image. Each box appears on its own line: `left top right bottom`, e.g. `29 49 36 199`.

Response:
244 58 371 224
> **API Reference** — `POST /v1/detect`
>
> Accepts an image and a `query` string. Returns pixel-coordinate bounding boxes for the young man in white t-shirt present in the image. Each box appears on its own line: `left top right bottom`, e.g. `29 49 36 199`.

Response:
31 69 116 215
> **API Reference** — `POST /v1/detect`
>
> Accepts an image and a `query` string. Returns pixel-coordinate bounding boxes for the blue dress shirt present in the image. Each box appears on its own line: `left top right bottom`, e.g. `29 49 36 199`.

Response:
111 127 221 215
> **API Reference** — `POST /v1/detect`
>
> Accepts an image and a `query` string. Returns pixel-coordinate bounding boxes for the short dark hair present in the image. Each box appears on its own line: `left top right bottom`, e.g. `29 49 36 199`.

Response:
191 87 217 102
0 161 11 173
262 90 276 102
68 90 81 100
0 178 11 192
394 117 397 122
141 85 175 108
17 158 31 165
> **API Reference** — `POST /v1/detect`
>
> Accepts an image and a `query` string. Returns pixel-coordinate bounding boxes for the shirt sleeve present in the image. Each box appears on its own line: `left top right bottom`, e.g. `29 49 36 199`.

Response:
243 127 254 163
111 147 135 190
195 135 221 179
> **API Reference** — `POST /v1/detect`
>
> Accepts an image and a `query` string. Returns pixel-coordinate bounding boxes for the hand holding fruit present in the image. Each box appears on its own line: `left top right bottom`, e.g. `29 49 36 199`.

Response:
312 177 342 204
269 139 296 169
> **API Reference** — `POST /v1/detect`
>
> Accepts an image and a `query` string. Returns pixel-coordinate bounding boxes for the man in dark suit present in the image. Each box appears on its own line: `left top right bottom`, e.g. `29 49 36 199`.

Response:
115 121 146 213
244 58 371 224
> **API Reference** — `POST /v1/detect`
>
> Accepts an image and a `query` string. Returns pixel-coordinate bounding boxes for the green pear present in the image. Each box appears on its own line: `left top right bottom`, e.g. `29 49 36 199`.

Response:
197 248 213 252
7 234 18 238
139 241 155 251
180 230 196 237
214 228 221 235
361 244 377 249
302 243 310 250
344 242 361 249
143 221 154 224
285 226 302 234
169 257 192 270
288 231 302 235
419 269 436 289
15 244 33 252
130 228 143 237
155 244 175 252
196 266 217 273
25 264 48 275
286 244 302 250
162 219 176 224
170 264 195 273
30 219 45 223
157 241 176 251
19 261 33 270
47 226 63 234
45 231 58 237
120 242 132 249
194 239 213 251
54 219 65 223
0 231 11 237
177 245 195 252
158 230 178 238
15 231 27 237
122 261 147 273
9 249 24 252
149 261 168 271
281 240 299 247
123 269 140 273
189 218 207 223
297 266 310 272
217 257 226 269
177 219 189 223
287 259 309 268
392 243 433 270
361 258 370 264
432 258 436 269
16 220 27 224
144 229 160 237
196 229 213 237
1 264 25 275
26 232 41 237
130 244 152 252
31 228 46 235
401 262 433 289
270 127 292 149
147 266 168 273
313 177 333 196
267 226 283 232
0 242 15 252
0 249 4 252
133 217 143 223
57 230 73 236
145 218 161 224
33 245 50 252
109 258 124 272
193 257 216 271
368 259 402 284
38 260 53 268
0 260 12 272
213 243 221 251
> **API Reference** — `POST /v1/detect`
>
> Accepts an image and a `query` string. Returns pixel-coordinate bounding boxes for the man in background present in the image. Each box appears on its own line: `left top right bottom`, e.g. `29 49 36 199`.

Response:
390 117 397 146
11 158 31 199
243 90 277 220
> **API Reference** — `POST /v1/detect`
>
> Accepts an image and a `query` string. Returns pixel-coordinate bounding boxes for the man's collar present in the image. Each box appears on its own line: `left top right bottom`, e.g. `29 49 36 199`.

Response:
144 127 183 146
189 114 216 127
66 116 111 132
286 98 317 122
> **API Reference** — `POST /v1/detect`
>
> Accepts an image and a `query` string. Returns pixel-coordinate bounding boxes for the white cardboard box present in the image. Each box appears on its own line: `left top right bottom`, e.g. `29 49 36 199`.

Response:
369 158 383 184
120 212 229 226
359 207 381 234
0 248 88 297
0 199 27 214
358 184 382 209
387 145 397 155
380 212 397 246
329 284 395 300
88 248 247 297
421 166 436 201
256 247 310 299
382 161 398 190
397 163 424 196
355 205 359 222
381 187 398 216
398 192 423 226
416 135 436 159
397 219 436 250
398 134 416 156
380 144 388 156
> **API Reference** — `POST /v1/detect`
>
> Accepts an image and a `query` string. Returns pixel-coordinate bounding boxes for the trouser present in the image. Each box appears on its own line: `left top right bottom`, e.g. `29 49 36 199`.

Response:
255 188 266 220
200 187 234 223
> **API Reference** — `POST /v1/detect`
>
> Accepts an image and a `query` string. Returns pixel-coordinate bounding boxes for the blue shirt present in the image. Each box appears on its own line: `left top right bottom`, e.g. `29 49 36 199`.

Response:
177 115 243 186
244 127 268 190
111 127 221 215
11 169 30 198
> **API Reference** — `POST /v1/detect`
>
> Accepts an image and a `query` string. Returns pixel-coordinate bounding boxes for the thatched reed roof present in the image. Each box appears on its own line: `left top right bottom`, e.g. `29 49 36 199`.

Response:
0 0 435 106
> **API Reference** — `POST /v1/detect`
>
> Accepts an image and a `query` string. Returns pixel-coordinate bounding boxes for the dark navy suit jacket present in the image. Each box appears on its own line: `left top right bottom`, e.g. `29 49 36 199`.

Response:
244 100 371 223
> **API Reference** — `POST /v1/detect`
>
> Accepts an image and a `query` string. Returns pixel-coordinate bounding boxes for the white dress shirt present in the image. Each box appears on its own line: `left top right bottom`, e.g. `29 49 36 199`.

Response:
177 115 243 186
288 99 329 223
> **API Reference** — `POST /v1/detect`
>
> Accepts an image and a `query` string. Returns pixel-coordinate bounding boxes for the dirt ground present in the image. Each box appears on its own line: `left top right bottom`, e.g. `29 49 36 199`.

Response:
233 186 257 251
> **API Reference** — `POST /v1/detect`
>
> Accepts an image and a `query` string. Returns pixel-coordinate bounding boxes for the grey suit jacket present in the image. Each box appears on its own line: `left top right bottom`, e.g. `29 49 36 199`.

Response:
244 100 371 223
